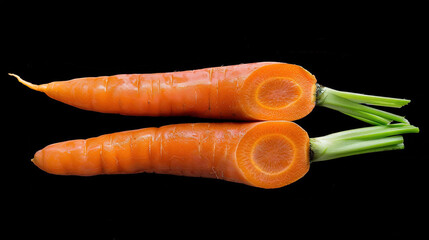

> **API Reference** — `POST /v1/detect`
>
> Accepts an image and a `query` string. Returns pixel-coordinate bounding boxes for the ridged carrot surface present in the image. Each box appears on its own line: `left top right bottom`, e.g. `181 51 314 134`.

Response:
32 121 310 189
13 62 317 121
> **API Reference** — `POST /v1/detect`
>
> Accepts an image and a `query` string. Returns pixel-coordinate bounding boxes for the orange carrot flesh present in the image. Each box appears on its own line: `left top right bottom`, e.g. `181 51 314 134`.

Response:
12 62 317 121
32 121 310 189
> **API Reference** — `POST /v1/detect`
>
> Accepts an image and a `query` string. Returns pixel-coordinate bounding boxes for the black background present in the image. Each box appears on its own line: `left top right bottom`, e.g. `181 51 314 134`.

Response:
3 5 428 239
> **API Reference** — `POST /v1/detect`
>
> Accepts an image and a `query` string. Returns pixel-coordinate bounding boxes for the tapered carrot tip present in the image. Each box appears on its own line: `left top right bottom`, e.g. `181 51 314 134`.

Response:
32 150 47 173
9 73 46 92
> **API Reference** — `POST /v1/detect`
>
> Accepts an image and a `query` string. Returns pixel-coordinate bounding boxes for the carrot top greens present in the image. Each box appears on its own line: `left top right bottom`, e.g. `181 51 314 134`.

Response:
316 84 410 125
310 123 419 162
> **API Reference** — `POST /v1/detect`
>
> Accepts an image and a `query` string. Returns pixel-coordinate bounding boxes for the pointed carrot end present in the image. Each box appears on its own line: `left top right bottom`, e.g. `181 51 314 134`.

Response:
9 73 45 92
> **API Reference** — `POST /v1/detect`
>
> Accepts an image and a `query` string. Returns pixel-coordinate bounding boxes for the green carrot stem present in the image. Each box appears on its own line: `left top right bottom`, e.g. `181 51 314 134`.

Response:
316 85 410 125
318 123 419 140
343 113 385 126
326 88 410 108
339 143 404 158
310 124 419 162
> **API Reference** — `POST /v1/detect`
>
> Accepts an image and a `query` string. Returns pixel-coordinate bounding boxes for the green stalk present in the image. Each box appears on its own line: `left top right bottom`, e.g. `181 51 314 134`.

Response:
316 85 410 125
326 88 410 108
310 124 419 162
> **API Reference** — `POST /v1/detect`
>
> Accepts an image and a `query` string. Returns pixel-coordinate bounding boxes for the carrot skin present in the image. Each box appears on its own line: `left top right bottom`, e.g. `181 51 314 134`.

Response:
30 62 317 121
34 124 250 179
32 121 310 188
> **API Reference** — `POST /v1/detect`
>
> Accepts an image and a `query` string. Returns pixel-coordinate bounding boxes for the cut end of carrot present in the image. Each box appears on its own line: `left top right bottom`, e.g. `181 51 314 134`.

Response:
9 73 46 92
239 63 317 121
236 121 310 189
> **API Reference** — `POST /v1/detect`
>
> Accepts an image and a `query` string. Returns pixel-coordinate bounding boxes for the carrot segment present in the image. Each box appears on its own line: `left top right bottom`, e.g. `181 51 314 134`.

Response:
32 121 310 188
31 122 418 188
10 63 316 121
11 62 411 124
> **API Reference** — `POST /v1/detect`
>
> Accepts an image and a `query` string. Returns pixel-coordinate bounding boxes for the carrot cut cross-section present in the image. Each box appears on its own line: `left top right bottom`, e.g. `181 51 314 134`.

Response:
236 121 310 188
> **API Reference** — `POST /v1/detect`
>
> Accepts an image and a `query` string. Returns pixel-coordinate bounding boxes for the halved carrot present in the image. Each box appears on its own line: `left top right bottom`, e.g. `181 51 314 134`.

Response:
10 62 410 124
32 121 418 189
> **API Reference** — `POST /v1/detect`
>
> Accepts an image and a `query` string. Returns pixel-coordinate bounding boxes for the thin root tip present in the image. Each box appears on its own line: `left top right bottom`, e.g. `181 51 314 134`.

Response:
8 73 19 78
8 73 21 78
9 73 43 91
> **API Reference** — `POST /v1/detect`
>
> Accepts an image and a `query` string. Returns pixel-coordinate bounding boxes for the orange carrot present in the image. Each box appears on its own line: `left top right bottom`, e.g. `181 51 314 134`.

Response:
12 62 315 120
10 62 410 125
32 121 418 189
11 62 410 124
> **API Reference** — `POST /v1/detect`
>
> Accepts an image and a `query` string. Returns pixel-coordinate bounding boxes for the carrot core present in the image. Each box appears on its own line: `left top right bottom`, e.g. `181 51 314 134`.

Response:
255 77 301 109
251 134 294 174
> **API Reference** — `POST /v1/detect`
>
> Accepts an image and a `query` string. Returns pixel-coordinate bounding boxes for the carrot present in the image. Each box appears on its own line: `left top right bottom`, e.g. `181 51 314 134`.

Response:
31 121 418 189
10 62 410 124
